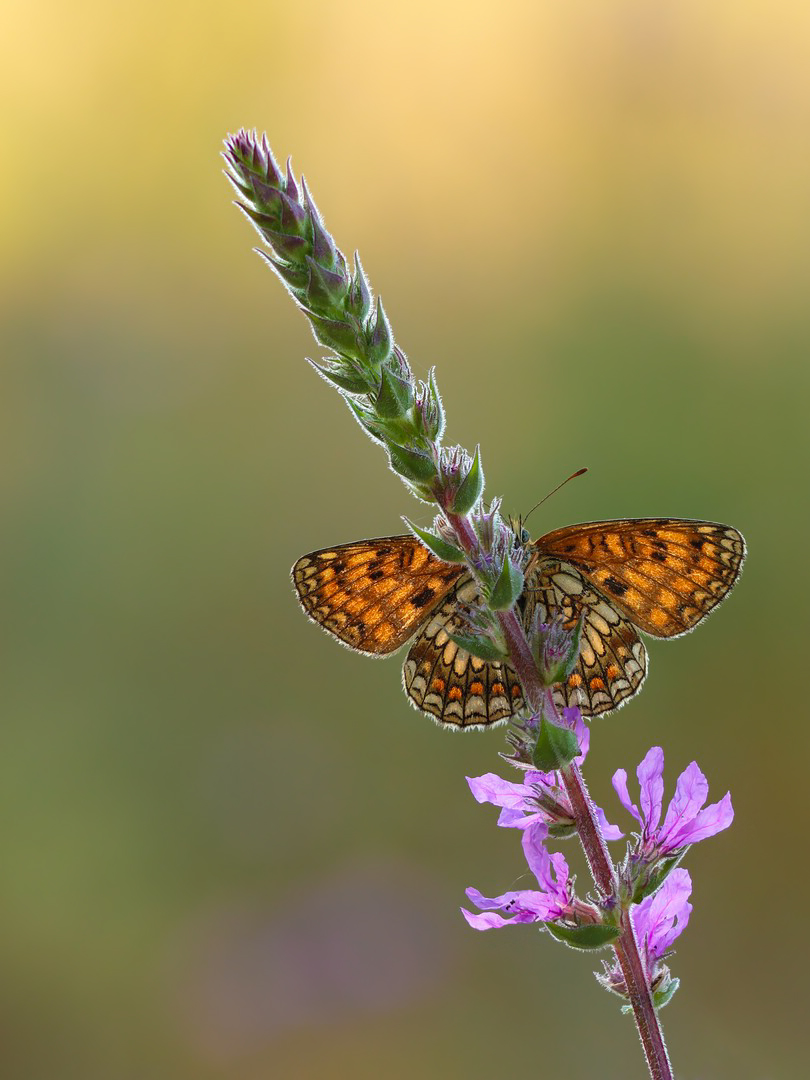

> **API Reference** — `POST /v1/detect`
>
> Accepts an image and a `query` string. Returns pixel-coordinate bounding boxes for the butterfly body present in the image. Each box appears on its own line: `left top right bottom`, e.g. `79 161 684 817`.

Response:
292 519 745 729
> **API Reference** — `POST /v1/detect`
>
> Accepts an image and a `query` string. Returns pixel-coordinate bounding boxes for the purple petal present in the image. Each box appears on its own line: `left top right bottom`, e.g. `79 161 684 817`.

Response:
521 822 551 884
464 885 559 922
637 746 665 835
464 886 544 915
461 908 514 930
594 803 625 841
521 827 570 917
546 852 571 910
612 768 643 826
467 773 530 809
659 761 709 846
563 706 590 764
665 791 734 849
497 808 545 830
635 869 693 959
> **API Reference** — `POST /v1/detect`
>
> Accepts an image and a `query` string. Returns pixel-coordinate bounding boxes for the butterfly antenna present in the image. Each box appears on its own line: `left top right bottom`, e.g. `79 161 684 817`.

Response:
522 468 588 527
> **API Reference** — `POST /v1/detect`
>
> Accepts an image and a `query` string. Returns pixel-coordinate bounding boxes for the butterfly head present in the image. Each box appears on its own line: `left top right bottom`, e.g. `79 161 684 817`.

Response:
512 517 531 547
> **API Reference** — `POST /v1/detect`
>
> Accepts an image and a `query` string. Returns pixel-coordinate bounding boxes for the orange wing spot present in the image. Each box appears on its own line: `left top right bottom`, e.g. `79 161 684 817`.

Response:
589 677 605 692
568 673 583 688
469 680 484 696
387 584 417 606
510 684 521 698
491 681 505 696
431 677 446 694
448 686 463 702
648 607 670 629
408 544 429 569
606 663 620 681
374 624 396 647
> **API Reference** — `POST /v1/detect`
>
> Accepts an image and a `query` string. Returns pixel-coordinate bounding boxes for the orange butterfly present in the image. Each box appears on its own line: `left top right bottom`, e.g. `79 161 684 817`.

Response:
292 519 745 729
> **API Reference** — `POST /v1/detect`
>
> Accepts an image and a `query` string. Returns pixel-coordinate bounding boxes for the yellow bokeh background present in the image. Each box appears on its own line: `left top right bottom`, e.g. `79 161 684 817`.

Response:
2 2 808 1077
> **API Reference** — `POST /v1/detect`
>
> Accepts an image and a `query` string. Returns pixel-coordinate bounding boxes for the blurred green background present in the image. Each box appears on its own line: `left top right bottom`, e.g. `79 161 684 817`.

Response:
2 1 807 1077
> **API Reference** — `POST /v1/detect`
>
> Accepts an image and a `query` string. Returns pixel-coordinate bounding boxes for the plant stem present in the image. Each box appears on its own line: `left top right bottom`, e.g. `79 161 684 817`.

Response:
446 508 675 1080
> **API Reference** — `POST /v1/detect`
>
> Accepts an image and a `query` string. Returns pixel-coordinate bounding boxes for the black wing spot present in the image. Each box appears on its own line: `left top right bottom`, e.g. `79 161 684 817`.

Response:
602 576 629 598
642 529 657 537
651 551 667 563
410 586 436 609
690 539 703 550
563 543 576 553
369 569 385 581
652 539 668 551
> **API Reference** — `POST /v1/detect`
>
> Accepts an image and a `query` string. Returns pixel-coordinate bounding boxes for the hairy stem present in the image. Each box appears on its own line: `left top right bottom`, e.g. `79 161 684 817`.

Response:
446 508 674 1080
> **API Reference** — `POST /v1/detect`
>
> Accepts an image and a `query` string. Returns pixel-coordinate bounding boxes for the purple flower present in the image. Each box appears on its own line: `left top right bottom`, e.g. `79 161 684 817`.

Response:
634 867 693 966
598 869 693 1000
532 615 583 688
468 708 623 840
612 746 733 858
462 823 573 929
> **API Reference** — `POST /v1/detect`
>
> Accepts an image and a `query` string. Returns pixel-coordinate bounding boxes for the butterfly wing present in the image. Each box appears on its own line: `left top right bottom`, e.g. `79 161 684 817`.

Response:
533 519 745 639
402 576 525 728
523 559 648 717
291 535 465 656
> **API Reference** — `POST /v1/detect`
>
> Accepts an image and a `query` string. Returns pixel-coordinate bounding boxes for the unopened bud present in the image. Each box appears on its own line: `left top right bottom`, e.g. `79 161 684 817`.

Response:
532 614 583 688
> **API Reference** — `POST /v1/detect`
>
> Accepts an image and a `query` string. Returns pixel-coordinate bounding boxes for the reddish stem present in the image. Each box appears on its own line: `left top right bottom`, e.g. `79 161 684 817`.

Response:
445 509 675 1080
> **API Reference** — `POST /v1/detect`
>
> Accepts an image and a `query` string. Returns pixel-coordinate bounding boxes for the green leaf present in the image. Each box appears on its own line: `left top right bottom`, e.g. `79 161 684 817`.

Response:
631 852 687 906
446 632 507 662
303 310 364 360
345 396 386 443
305 255 349 313
347 252 372 319
451 444 484 514
531 718 581 773
366 295 393 366
403 519 466 563
388 442 437 484
308 359 373 395
489 552 523 611
427 367 445 441
653 978 680 1010
545 922 622 951
376 363 414 418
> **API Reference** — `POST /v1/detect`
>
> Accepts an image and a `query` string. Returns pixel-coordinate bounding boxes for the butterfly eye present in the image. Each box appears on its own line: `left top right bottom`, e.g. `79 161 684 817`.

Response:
520 528 530 545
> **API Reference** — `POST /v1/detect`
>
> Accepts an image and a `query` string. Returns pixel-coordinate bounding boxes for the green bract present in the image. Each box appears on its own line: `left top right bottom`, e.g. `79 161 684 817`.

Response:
403 519 466 563
489 552 523 611
451 443 484 514
545 922 622 951
531 718 581 773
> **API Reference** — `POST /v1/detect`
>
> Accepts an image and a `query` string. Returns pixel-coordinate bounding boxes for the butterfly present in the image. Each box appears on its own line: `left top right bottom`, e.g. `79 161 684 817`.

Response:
291 519 745 729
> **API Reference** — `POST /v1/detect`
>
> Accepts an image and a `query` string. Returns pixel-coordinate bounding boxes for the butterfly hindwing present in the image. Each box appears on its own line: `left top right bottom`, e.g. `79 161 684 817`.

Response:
534 519 745 639
291 535 464 656
523 558 648 717
402 576 525 728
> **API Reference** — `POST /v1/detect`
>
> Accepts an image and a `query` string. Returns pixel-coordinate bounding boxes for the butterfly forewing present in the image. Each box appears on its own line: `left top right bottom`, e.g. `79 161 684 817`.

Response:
533 519 745 638
291 535 464 656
